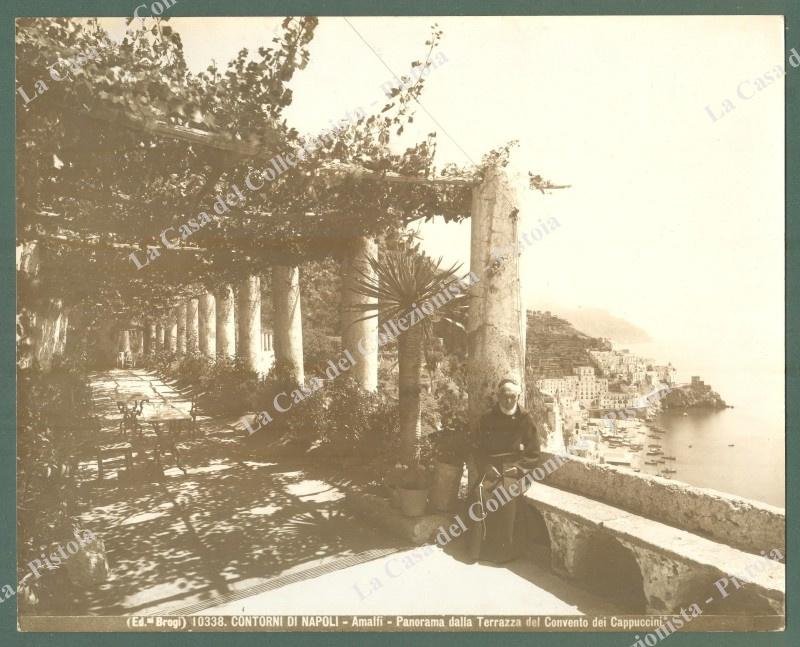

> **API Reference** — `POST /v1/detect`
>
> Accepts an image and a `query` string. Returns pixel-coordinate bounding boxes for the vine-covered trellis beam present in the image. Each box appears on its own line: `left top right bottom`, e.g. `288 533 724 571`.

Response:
58 101 484 191
314 160 478 187
74 104 276 158
28 225 208 253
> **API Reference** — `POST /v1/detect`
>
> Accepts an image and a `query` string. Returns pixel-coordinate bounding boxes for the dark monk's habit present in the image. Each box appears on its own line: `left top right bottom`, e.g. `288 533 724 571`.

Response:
467 404 541 563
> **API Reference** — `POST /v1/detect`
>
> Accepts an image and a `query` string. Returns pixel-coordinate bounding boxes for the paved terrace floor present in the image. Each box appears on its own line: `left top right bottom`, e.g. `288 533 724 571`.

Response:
49 369 621 616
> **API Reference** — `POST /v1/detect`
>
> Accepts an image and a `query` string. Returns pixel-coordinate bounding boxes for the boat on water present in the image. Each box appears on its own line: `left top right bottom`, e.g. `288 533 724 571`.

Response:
664 456 676 461
662 468 677 474
645 460 658 465
728 444 735 447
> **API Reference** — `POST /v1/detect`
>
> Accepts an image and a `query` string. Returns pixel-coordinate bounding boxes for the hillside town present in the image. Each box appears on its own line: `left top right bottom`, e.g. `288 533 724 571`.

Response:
535 347 680 473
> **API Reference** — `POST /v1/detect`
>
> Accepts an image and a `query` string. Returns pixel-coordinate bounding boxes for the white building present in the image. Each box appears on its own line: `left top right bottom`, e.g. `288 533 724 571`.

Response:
536 366 609 408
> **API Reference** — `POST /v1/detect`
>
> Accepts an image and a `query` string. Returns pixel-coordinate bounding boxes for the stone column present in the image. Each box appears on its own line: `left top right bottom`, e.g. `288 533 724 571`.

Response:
186 298 200 354
119 329 131 354
176 302 187 355
216 284 236 360
135 328 145 356
199 290 216 358
467 162 525 421
167 310 178 352
466 162 523 487
341 236 379 391
156 322 165 351
237 275 261 373
272 265 304 386
146 321 157 353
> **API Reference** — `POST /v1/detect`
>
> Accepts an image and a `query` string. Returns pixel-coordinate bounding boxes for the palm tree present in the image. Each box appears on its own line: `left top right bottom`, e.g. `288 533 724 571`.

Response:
348 249 468 464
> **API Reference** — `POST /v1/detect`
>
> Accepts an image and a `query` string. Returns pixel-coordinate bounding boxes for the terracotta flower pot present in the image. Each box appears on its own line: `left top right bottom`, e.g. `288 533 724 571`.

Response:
388 486 400 509
430 461 462 512
397 487 429 517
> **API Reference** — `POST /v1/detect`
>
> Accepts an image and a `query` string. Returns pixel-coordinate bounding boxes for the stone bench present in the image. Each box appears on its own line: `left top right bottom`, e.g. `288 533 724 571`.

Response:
536 451 784 555
524 483 784 615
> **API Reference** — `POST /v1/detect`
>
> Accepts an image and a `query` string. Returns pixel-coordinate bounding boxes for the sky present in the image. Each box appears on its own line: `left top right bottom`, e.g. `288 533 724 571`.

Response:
97 15 785 415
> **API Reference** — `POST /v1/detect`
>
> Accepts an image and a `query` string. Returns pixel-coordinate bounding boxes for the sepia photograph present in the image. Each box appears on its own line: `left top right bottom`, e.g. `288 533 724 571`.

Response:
11 7 787 637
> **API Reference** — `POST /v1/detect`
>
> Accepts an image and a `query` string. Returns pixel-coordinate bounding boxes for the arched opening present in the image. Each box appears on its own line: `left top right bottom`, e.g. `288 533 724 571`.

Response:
579 533 647 612
515 504 551 564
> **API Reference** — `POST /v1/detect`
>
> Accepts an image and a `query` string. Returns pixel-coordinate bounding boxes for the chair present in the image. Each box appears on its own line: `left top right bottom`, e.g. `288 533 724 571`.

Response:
169 387 206 439
116 398 146 440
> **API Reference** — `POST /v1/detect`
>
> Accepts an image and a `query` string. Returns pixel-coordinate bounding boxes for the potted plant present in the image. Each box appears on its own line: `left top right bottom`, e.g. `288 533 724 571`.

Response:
428 385 469 511
390 463 433 517
429 429 468 512
384 464 405 508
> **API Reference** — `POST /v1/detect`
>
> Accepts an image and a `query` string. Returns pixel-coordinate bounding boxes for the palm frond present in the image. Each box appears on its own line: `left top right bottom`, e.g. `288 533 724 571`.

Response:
347 251 468 335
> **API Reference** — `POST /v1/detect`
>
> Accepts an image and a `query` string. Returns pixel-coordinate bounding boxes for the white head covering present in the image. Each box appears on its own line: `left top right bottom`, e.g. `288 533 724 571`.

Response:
498 377 522 395
498 377 521 415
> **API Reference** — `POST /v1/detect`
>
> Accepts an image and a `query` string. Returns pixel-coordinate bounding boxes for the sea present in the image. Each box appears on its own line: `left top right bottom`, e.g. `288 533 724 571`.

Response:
625 341 785 508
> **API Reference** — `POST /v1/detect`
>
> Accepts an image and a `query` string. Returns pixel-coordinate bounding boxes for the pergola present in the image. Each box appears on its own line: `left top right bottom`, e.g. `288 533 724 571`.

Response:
16 16 564 426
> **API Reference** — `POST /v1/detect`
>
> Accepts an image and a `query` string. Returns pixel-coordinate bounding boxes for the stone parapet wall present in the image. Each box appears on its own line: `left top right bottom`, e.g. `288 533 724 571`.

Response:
537 451 784 555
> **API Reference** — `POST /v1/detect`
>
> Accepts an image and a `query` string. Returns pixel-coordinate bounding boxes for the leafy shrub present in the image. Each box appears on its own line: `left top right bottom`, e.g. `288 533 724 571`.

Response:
244 368 400 481
245 360 327 441
174 352 213 384
303 329 341 375
430 382 470 462
318 377 398 458
17 358 93 575
199 357 265 415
